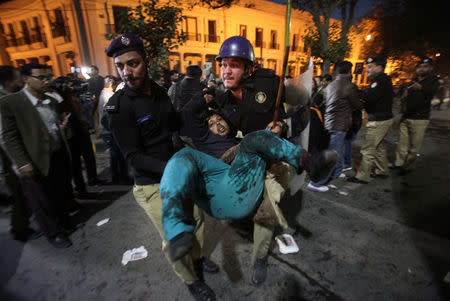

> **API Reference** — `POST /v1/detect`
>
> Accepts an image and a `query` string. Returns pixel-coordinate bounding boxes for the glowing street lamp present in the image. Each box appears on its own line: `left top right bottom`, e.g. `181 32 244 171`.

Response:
435 53 441 57
366 34 372 41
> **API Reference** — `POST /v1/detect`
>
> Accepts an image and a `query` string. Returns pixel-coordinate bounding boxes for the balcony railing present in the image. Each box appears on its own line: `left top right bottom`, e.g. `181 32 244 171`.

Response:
253 40 266 48
6 39 17 47
204 34 220 43
269 42 279 50
186 33 201 41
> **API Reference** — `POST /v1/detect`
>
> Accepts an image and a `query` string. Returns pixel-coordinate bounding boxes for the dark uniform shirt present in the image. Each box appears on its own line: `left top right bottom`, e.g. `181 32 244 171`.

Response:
105 80 180 185
362 72 394 121
216 68 286 135
403 75 439 120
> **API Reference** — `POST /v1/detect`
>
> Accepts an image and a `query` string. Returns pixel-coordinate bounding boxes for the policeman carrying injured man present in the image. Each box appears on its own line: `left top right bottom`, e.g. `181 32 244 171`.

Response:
161 36 338 286
103 34 219 301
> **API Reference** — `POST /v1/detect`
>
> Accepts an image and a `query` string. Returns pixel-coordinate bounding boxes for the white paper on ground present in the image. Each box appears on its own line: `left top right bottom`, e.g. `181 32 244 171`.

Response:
327 184 338 189
338 191 349 196
275 234 299 254
96 218 111 226
122 246 148 265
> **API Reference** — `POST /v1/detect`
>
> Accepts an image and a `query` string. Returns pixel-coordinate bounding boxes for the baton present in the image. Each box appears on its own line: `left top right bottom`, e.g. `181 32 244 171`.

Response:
272 44 291 126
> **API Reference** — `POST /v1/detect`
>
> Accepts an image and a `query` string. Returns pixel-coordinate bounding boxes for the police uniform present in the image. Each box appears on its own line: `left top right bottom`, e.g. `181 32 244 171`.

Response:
394 58 439 170
216 68 288 266
104 34 204 285
354 56 394 182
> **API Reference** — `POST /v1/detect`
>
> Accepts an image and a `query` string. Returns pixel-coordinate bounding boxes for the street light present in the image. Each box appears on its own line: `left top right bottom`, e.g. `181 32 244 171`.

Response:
435 53 441 57
366 34 372 41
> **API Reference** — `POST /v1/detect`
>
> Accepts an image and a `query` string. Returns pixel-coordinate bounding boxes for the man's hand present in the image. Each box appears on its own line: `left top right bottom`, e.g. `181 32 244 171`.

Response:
19 164 34 178
204 93 214 104
267 121 283 136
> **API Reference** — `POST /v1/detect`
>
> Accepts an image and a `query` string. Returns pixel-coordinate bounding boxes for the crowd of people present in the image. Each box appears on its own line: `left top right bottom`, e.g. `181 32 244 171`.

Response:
0 31 447 301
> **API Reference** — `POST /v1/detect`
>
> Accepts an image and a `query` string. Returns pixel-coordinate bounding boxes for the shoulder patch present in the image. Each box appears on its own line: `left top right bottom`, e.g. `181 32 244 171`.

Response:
371 82 378 88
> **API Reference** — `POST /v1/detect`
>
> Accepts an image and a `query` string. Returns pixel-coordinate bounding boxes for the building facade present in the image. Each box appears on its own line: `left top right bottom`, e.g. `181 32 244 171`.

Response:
0 0 369 80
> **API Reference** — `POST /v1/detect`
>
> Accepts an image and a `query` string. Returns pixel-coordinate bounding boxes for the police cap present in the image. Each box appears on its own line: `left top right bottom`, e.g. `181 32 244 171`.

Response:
417 57 433 67
366 55 386 67
106 34 145 58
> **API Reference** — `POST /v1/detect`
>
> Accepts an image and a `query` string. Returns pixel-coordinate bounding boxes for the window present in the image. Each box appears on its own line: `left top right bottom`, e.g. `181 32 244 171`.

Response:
20 21 31 45
7 23 17 47
270 30 278 49
112 6 127 32
292 34 299 51
52 8 66 37
240 25 247 38
255 28 263 47
207 20 217 42
185 17 199 41
32 17 43 43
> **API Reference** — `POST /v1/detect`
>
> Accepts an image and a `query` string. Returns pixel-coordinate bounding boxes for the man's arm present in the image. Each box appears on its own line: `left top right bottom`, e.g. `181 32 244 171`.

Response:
0 100 33 172
182 92 210 139
347 83 363 110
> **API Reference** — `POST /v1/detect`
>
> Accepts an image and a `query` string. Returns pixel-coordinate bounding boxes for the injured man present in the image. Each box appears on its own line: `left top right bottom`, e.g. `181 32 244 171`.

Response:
160 129 338 261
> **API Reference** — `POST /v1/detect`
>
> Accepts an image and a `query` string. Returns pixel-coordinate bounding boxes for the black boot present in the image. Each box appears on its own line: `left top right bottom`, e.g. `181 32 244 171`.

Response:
169 232 195 261
194 257 219 280
187 281 216 301
303 150 338 182
252 257 268 286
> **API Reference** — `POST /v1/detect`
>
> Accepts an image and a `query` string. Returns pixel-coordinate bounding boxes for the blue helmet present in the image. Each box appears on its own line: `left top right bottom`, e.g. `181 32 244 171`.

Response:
216 36 255 64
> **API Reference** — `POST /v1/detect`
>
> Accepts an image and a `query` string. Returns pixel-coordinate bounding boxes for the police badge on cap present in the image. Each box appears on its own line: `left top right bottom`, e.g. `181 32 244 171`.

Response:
417 57 433 67
106 34 145 58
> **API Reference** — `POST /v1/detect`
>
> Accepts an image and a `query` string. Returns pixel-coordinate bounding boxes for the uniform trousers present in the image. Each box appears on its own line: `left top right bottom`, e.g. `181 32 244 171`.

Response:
355 119 393 182
394 119 429 170
160 130 304 243
133 183 204 285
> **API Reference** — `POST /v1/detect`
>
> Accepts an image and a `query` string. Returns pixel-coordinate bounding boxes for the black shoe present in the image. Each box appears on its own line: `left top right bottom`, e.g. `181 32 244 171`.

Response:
169 232 195 261
347 177 368 184
252 257 268 286
370 174 389 179
48 233 72 248
187 281 216 301
305 150 338 182
12 229 42 242
202 258 219 274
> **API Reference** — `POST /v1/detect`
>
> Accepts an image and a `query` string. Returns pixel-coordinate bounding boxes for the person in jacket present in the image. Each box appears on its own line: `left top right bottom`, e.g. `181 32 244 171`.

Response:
348 56 394 184
308 61 362 192
174 65 205 112
0 64 73 248
394 58 439 173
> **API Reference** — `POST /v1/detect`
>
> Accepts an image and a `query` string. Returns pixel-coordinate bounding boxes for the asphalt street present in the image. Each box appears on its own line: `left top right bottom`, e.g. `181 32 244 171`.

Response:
1 105 449 301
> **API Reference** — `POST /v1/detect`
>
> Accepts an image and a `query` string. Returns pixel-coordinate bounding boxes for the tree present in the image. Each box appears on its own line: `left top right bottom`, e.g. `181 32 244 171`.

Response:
188 0 236 9
106 0 185 74
359 0 449 76
294 0 359 74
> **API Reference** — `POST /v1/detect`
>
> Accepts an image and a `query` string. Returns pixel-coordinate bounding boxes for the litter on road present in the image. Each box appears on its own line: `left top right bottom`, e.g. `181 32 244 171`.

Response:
327 184 338 189
122 246 148 265
275 234 299 254
338 191 349 196
96 218 111 227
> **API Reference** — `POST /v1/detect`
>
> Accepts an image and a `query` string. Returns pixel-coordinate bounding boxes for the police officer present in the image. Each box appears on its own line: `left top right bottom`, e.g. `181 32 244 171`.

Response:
348 56 394 184
394 58 439 173
103 34 217 301
213 36 287 285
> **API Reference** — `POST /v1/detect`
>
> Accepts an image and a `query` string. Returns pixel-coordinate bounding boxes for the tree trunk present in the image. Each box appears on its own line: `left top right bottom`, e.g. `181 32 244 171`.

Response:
322 59 331 74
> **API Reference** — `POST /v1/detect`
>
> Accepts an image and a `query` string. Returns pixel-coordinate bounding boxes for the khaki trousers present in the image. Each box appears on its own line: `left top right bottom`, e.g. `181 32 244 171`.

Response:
395 119 429 170
356 119 394 182
252 163 290 264
133 183 204 284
